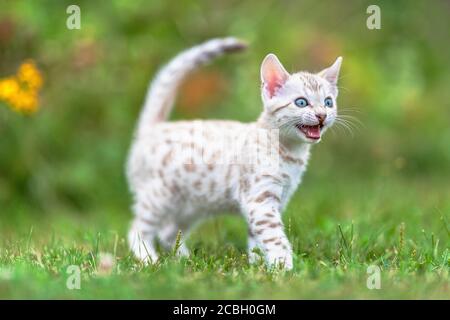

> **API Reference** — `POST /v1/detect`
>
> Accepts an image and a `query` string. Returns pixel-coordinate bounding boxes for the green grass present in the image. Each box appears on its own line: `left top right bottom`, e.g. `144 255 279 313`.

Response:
0 0 449 299
1 172 448 299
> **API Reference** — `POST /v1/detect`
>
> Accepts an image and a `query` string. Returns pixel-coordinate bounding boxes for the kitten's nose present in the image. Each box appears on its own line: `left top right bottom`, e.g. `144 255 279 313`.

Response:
315 113 327 124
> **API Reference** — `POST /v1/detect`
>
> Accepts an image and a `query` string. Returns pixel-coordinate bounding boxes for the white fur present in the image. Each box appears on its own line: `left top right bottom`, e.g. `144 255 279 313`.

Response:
127 38 342 269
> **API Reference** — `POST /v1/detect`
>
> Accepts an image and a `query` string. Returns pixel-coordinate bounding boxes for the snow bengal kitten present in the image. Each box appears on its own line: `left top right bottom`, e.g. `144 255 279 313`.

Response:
127 37 342 269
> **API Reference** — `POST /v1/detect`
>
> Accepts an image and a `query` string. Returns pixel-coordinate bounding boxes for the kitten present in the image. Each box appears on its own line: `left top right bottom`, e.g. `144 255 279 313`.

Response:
127 37 342 269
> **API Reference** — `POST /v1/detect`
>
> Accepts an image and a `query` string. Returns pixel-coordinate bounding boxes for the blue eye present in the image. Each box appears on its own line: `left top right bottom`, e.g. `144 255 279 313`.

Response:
324 97 333 108
294 97 309 108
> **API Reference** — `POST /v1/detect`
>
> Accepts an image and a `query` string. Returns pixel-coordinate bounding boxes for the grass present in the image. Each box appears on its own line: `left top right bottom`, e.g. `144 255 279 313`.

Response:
0 0 449 300
1 171 448 299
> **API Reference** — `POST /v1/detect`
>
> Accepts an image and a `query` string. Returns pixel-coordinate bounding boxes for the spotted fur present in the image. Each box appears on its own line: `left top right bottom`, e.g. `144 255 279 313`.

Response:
127 38 342 269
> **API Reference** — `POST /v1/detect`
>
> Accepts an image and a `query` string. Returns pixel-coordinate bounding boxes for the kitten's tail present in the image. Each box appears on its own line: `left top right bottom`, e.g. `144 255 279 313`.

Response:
136 37 247 135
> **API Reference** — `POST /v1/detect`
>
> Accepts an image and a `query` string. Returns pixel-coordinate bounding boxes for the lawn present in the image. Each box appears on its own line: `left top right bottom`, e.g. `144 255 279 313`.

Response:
0 0 449 299
1 169 448 299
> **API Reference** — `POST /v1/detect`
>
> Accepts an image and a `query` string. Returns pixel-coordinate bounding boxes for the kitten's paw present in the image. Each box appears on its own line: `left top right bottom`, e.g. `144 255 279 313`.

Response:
248 248 264 264
134 248 159 265
266 252 293 270
175 243 190 257
128 229 158 264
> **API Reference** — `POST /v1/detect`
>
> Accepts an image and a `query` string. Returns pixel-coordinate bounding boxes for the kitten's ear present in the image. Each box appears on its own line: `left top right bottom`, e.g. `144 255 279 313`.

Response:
261 53 290 99
318 56 342 86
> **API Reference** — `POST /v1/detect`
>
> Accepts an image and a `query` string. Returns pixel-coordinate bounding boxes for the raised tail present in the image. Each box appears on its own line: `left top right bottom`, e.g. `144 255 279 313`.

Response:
136 37 247 135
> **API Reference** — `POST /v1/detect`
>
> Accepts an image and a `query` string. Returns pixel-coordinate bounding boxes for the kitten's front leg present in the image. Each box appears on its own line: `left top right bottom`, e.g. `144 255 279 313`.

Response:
247 233 263 263
244 195 293 270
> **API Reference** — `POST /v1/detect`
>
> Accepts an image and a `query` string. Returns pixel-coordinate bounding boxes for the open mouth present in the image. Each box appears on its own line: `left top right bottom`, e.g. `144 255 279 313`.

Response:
296 124 323 140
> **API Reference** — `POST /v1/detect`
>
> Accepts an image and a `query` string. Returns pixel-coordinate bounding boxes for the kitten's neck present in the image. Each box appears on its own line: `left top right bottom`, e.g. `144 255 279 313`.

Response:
256 111 311 157
280 137 311 158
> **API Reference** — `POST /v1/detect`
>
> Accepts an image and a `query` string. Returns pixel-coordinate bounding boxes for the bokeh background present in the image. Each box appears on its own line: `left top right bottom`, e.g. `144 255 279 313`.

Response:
0 0 448 298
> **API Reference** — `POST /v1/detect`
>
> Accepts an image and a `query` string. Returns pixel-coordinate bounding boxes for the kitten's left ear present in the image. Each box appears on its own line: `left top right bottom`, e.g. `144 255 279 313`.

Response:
318 56 343 86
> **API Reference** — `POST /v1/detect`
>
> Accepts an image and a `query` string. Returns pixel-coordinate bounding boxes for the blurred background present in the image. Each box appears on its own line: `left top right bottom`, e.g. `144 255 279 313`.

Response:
0 0 448 251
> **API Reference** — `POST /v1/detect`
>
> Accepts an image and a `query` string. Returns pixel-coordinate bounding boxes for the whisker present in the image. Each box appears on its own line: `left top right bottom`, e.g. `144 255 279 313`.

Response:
336 115 364 129
335 119 359 132
334 122 354 138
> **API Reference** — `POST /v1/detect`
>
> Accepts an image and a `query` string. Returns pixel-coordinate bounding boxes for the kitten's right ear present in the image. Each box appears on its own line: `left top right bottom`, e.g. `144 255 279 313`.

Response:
261 54 290 99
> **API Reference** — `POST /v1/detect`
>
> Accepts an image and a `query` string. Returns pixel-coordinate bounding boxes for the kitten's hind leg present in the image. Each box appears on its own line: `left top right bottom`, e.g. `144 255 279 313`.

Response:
128 217 159 264
128 199 161 264
158 223 190 257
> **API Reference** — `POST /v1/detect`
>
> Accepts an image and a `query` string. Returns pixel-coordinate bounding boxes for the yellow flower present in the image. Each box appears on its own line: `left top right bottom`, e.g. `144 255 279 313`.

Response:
17 61 43 90
10 89 38 114
0 60 43 114
0 77 20 101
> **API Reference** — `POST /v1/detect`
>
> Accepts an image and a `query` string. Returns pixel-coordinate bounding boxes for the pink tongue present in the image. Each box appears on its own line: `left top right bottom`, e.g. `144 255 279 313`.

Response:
307 126 321 139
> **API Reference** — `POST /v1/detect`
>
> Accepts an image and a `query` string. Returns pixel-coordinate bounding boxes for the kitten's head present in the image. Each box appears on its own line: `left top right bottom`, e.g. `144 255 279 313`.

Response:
260 54 342 144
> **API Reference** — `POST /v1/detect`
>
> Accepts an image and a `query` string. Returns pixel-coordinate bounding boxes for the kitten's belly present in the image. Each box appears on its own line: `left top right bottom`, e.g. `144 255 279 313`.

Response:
127 120 249 216
131 159 241 219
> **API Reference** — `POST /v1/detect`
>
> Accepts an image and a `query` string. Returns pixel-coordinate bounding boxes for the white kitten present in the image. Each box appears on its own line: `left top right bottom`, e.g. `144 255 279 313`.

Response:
127 37 342 269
